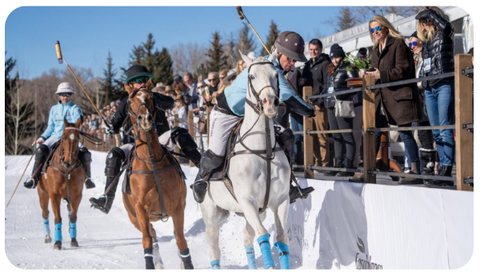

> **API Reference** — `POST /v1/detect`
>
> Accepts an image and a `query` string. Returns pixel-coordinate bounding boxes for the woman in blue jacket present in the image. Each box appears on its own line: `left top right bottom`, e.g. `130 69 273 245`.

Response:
24 82 95 190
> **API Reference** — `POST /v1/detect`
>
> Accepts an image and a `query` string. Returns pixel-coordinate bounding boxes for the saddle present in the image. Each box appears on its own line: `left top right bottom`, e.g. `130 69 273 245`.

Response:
122 145 186 195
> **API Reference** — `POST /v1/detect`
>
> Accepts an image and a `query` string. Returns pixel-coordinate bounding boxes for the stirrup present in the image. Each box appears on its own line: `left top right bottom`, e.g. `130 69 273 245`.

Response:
193 179 208 203
24 177 37 189
84 178 96 189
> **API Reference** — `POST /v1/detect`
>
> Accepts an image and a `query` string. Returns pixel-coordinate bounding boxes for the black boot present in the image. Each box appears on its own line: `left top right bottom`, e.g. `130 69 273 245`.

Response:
79 147 95 189
431 165 454 186
24 144 49 189
289 185 315 203
183 149 202 168
192 150 224 203
324 158 342 176
171 127 201 167
89 147 125 214
337 158 355 177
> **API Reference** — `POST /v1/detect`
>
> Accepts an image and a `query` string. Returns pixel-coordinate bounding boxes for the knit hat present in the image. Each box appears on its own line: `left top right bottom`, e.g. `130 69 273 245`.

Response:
329 43 345 58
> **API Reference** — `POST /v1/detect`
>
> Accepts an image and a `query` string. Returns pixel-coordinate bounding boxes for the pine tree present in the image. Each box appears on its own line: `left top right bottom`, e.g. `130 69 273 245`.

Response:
156 48 174 85
205 31 227 73
260 20 280 56
99 52 124 106
237 23 256 57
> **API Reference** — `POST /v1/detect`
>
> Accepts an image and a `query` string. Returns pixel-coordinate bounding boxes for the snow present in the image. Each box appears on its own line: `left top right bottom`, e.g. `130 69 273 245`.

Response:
3 151 313 272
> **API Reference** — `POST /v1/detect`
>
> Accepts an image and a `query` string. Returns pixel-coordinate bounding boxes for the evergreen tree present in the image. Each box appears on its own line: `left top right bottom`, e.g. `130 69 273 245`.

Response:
261 20 280 56
99 52 124 106
156 48 174 85
205 31 227 73
237 23 256 57
5 54 36 155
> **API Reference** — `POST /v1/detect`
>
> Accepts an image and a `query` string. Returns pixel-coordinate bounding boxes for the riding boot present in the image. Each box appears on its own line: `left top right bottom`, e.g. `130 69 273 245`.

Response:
89 147 125 214
431 165 454 186
171 126 201 167
420 148 437 184
192 150 224 203
337 158 355 177
24 144 49 189
398 162 423 185
289 185 315 204
324 158 342 176
79 147 95 189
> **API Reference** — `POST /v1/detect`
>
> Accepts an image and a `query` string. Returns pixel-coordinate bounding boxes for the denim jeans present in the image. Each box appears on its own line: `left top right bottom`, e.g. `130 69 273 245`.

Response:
290 114 304 165
425 79 455 166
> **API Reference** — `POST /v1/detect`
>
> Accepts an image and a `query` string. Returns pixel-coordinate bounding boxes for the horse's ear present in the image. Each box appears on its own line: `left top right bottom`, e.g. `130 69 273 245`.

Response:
63 117 69 127
268 50 278 63
146 78 153 90
124 83 133 95
75 118 82 128
239 50 253 68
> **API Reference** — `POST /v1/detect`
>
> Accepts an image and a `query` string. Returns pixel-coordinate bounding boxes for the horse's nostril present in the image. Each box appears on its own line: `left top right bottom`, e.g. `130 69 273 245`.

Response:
138 115 143 121
274 99 279 106
147 115 152 121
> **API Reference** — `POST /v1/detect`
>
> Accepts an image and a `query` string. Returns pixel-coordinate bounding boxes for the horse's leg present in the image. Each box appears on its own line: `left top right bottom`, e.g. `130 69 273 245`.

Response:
244 221 257 269
272 200 290 269
240 200 274 269
200 196 228 269
148 224 164 269
134 202 156 269
68 193 83 248
170 207 194 269
50 194 63 250
37 177 52 243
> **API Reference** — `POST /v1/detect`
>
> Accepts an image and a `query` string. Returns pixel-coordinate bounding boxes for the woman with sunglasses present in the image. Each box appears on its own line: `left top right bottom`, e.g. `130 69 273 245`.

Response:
415 6 455 186
24 82 96 190
365 15 423 185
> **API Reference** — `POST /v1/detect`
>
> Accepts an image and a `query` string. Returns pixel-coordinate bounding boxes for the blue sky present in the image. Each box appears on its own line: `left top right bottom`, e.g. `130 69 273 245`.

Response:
4 5 344 80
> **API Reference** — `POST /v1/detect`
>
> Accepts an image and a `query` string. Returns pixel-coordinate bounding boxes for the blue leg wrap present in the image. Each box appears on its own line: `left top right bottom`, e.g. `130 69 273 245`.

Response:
274 242 290 269
54 223 62 243
257 234 274 269
245 246 257 269
210 259 220 269
69 222 77 239
43 218 50 237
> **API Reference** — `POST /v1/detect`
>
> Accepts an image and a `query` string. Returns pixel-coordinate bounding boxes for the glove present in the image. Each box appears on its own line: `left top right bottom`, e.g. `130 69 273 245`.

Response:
415 9 431 20
32 137 44 146
105 124 114 135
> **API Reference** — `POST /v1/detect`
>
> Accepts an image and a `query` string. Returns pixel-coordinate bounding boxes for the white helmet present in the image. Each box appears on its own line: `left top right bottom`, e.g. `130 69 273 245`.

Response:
55 82 75 94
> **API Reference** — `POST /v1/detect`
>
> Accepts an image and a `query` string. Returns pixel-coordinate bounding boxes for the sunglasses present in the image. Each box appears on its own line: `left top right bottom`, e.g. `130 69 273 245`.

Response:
409 41 419 48
370 25 383 33
59 93 71 97
133 77 149 84
208 79 217 82
420 18 432 24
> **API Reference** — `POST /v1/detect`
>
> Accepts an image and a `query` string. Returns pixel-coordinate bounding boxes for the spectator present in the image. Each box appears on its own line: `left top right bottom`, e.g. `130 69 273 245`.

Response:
170 95 188 129
416 6 455 186
322 44 358 177
236 59 246 75
299 38 331 171
152 82 166 94
204 72 219 106
365 14 423 184
183 72 199 113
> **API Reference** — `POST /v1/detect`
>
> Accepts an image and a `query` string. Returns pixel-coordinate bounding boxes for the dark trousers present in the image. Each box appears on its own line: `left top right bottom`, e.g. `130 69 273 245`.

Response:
327 108 355 163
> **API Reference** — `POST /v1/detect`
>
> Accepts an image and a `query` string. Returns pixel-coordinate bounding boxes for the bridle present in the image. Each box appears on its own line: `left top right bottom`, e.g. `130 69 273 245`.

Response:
127 88 157 133
51 126 81 173
245 61 280 115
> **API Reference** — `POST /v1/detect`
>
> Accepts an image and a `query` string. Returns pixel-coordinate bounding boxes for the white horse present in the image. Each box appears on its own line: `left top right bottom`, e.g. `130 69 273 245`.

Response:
200 53 291 269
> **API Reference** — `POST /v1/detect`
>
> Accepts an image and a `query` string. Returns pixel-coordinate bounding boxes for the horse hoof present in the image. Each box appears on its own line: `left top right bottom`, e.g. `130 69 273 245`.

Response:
44 235 52 243
71 238 79 247
54 241 62 250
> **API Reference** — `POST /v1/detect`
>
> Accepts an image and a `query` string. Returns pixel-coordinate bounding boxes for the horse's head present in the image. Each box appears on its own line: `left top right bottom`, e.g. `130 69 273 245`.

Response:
241 52 279 118
124 79 155 132
61 117 81 166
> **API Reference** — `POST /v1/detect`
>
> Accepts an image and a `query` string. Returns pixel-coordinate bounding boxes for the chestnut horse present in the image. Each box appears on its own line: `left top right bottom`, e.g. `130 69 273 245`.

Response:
123 81 193 269
37 118 85 250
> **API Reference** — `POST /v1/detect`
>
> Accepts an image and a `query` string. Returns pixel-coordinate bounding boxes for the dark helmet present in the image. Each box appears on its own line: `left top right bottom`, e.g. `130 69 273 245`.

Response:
274 31 307 62
125 65 154 84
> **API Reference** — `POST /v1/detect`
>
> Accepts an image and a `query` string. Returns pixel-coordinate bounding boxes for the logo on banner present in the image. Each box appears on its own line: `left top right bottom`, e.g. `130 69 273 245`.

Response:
355 236 383 269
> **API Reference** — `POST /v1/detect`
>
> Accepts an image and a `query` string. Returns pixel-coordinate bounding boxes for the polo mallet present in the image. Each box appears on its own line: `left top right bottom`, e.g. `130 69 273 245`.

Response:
55 41 112 128
236 6 270 55
235 7 300 94
6 153 35 208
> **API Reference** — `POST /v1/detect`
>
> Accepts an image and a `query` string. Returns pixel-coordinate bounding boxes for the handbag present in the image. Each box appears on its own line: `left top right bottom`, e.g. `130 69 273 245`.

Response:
334 95 355 118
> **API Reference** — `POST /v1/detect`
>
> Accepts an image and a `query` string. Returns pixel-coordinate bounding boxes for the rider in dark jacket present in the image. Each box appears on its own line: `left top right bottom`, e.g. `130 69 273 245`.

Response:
89 65 201 214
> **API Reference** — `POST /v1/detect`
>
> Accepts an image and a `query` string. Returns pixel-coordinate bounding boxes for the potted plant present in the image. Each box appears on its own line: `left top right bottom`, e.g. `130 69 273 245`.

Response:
343 52 371 87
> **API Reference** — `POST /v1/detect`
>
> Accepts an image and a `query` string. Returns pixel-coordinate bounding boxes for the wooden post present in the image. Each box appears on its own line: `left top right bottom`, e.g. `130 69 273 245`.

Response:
303 86 314 178
454 54 474 191
188 110 195 167
173 114 180 161
363 75 376 184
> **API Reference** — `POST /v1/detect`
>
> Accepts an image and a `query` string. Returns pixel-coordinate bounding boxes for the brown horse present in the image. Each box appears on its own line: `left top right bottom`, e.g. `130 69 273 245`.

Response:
123 80 193 269
37 118 85 250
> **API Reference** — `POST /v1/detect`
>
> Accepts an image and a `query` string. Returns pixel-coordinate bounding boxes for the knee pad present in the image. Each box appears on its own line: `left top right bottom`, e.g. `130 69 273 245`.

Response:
105 147 125 177
79 147 92 164
171 126 198 152
35 144 49 163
